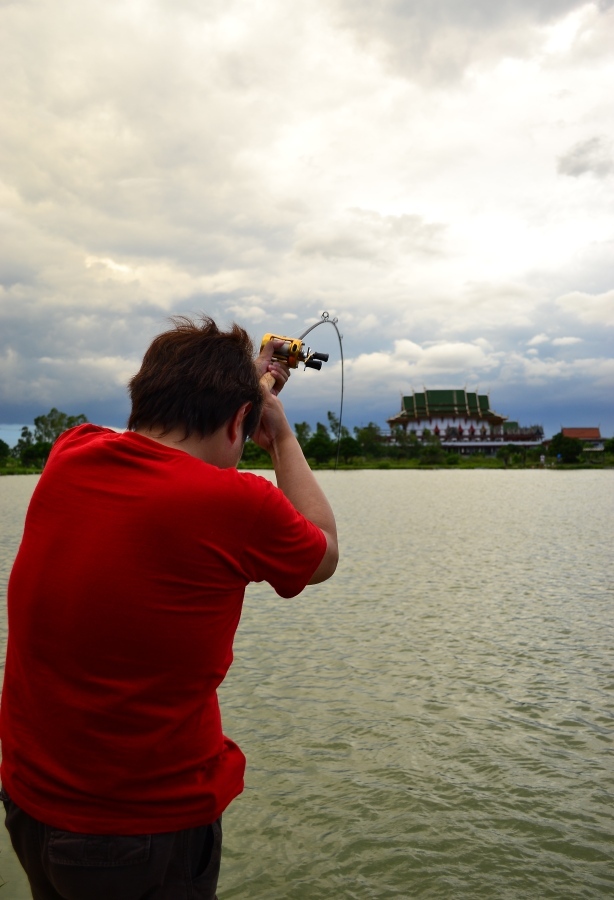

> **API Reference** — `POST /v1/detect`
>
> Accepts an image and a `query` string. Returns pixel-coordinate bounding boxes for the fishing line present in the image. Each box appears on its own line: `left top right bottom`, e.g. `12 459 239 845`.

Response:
261 311 345 470
298 312 344 470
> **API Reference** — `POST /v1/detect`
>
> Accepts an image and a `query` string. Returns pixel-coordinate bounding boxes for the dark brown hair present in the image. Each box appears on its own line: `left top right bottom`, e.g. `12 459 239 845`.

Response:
127 316 263 439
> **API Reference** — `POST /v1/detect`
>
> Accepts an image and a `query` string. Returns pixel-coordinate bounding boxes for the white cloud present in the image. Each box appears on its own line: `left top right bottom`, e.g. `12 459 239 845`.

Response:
557 289 614 327
498 350 614 386
0 0 613 436
227 302 268 322
341 339 501 402
551 336 583 345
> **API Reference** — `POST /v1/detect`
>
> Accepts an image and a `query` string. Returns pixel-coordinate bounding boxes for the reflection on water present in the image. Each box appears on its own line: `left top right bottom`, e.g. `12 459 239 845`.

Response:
1 471 613 898
0 475 39 896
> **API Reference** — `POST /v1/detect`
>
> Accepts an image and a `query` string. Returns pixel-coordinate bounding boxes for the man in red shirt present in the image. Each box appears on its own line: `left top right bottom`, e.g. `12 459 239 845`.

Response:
0 316 338 900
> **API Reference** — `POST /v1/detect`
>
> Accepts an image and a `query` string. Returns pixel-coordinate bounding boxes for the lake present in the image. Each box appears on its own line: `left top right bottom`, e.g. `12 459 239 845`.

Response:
1 470 613 898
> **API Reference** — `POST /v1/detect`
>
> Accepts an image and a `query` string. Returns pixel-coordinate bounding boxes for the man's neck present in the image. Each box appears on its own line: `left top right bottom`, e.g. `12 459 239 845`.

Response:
134 427 233 468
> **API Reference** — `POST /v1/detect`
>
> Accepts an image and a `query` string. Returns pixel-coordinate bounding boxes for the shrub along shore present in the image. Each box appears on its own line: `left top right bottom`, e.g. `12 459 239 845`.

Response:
2 408 612 473
3 458 611 475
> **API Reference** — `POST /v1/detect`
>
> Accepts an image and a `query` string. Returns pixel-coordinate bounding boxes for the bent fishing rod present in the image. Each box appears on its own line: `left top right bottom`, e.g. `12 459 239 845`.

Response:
259 312 344 469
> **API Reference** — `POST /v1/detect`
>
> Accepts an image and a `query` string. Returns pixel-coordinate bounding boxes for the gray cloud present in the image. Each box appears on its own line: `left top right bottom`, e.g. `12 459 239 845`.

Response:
329 0 590 83
295 210 446 261
0 0 613 439
557 136 614 178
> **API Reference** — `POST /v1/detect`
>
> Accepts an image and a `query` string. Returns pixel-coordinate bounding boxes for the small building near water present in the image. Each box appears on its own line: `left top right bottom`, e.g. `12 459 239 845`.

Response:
561 427 604 454
562 427 603 445
387 389 544 454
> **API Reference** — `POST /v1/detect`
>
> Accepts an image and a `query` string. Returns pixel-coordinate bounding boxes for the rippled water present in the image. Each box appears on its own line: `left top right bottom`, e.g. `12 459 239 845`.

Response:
1 471 613 898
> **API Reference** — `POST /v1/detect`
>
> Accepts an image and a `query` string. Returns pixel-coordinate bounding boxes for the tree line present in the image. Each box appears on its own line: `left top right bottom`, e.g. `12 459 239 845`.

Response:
1 409 415 469
240 414 489 467
242 414 614 467
1 408 611 471
0 409 88 468
241 412 388 467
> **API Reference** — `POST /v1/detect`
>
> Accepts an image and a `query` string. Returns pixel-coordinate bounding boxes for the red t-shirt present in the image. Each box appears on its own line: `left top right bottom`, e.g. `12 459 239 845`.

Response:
0 425 326 834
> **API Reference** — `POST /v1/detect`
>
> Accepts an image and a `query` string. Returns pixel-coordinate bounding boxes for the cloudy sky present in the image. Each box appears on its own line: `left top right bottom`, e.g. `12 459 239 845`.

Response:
1 0 613 445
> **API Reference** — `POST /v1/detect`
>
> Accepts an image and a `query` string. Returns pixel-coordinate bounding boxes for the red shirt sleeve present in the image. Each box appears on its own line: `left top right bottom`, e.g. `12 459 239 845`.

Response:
238 475 327 598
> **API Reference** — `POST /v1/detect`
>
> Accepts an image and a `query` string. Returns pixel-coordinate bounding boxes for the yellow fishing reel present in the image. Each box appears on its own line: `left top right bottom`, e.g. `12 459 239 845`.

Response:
260 311 343 467
260 333 330 371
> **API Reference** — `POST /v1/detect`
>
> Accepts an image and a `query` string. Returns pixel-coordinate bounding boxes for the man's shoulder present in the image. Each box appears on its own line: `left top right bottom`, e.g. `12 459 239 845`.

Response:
213 468 281 507
53 423 115 448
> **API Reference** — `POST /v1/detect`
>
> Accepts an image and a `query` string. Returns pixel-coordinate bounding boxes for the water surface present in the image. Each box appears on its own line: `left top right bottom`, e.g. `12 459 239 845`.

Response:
1 471 612 898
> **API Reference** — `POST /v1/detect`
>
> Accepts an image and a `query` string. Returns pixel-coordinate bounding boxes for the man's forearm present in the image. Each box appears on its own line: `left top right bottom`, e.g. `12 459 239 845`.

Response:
254 377 338 582
269 430 337 539
270 431 338 583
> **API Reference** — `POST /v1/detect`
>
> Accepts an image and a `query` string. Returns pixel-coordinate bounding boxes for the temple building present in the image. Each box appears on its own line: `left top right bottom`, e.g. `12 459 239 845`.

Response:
561 427 604 454
387 389 544 453
561 427 602 445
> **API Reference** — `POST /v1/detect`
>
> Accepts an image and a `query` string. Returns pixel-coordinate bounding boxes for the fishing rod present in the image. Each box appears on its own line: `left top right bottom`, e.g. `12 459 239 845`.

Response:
260 312 345 469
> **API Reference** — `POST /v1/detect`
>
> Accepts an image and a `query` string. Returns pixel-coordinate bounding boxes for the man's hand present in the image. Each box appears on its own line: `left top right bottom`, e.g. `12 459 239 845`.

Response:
255 340 290 397
253 342 338 585
251 380 294 453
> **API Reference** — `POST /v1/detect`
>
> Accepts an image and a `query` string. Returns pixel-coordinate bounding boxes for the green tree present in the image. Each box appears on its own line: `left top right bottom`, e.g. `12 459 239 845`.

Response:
391 426 421 460
10 409 89 467
0 438 10 461
354 422 383 458
240 439 270 467
11 426 34 460
21 441 53 468
327 411 341 439
294 422 312 450
548 432 583 464
338 433 360 463
34 408 88 443
324 410 358 463
420 430 444 465
496 444 515 468
305 423 335 464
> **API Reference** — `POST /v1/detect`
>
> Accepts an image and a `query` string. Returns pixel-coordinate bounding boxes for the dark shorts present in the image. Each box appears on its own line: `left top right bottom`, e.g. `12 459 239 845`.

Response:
1 789 221 900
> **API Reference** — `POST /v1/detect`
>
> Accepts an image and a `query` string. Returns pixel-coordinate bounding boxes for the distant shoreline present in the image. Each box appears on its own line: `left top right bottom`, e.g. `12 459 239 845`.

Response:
4 464 612 475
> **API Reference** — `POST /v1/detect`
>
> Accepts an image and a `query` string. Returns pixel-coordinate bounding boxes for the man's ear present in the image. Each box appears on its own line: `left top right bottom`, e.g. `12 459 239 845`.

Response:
228 402 253 445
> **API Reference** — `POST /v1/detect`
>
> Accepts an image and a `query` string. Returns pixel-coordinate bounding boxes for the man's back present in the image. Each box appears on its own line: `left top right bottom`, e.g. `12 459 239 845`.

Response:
0 317 337 899
1 424 326 835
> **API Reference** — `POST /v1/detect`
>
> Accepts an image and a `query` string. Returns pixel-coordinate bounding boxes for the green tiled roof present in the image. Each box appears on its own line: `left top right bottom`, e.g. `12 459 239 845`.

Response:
466 393 480 414
478 395 490 413
392 389 506 425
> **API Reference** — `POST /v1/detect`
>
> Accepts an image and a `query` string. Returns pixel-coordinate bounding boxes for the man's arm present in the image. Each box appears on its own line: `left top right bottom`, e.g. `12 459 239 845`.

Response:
269 426 338 583
250 365 338 584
